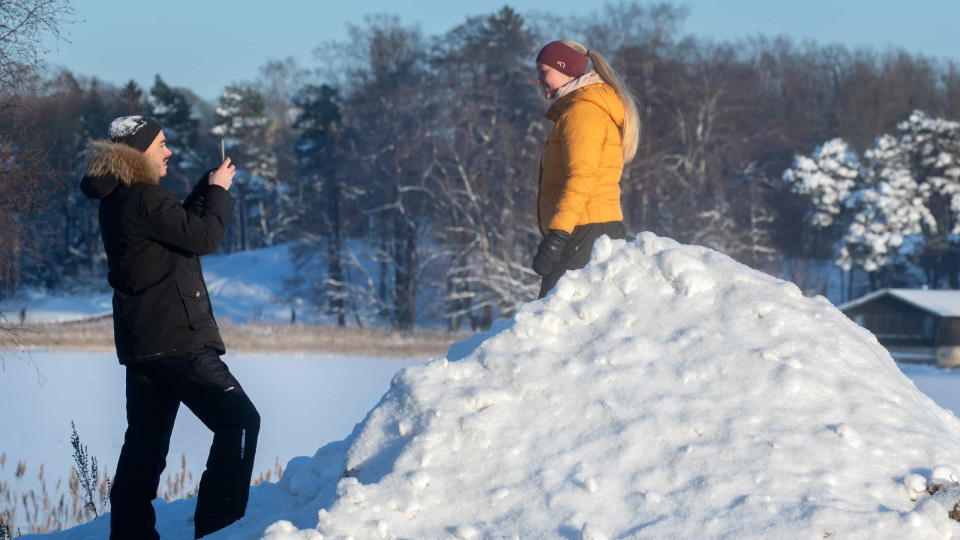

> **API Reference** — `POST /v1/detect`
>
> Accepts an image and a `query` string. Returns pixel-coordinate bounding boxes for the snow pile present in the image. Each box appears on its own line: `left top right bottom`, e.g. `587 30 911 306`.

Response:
241 233 960 539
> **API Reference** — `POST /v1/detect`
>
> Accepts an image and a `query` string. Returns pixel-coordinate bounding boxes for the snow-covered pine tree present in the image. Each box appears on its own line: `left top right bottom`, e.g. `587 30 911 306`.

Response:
782 138 860 229
212 85 284 251
786 112 960 291
148 75 204 197
895 111 960 286
834 133 934 288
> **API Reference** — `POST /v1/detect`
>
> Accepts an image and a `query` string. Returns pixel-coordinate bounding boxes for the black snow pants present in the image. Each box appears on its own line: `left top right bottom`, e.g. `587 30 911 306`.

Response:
109 348 260 540
538 221 627 299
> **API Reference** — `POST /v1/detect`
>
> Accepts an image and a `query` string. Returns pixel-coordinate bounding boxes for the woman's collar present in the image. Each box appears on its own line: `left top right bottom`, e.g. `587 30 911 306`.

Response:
553 70 604 100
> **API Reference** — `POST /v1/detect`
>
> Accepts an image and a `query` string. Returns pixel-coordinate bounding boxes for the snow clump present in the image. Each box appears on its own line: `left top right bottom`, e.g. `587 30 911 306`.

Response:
107 115 148 139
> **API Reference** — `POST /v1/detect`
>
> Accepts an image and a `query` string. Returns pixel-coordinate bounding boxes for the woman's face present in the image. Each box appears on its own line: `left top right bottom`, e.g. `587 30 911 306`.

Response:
536 63 574 99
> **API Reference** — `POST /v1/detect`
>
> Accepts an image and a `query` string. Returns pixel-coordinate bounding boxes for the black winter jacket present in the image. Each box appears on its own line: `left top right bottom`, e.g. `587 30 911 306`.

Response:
79 140 231 364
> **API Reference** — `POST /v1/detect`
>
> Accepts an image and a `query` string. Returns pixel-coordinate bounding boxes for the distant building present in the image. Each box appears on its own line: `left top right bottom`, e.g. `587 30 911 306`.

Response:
839 289 960 367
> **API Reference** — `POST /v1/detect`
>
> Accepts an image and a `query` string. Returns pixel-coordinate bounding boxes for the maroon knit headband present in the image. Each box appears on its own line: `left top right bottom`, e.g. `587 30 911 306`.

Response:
536 41 589 78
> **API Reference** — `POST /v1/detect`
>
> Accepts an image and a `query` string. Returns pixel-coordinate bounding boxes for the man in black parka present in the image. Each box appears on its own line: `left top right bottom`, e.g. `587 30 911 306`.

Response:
80 116 260 539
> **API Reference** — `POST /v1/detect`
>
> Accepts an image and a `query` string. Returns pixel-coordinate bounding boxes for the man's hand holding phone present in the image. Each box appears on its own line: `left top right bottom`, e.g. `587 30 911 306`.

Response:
209 158 235 191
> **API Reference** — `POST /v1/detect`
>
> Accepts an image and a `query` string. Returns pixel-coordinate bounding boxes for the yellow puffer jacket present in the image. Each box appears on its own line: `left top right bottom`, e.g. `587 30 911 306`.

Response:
538 81 625 235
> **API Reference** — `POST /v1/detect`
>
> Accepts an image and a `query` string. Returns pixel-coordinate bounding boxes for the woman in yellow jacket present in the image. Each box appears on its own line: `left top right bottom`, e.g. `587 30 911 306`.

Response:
532 40 640 298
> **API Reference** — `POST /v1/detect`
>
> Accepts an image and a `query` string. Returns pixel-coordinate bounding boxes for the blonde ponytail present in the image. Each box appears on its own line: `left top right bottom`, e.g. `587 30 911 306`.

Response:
561 40 641 163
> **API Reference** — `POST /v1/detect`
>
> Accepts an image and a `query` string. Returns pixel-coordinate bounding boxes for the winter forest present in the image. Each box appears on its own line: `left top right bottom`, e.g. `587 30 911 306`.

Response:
3 2 960 330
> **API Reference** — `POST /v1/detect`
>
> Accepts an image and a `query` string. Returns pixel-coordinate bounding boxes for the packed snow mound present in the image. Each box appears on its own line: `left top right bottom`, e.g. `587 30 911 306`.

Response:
258 233 960 540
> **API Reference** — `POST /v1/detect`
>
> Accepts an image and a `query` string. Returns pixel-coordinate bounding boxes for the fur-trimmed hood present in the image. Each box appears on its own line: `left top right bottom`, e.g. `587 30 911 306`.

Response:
79 140 160 199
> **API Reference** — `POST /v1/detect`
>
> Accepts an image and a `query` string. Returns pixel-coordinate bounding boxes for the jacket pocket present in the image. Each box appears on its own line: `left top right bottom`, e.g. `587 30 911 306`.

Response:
174 275 216 330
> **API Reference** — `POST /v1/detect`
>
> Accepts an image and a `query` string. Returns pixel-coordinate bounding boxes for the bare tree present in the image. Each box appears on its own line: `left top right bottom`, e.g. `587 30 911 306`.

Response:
1 0 77 352
336 16 437 330
0 0 78 113
427 7 544 328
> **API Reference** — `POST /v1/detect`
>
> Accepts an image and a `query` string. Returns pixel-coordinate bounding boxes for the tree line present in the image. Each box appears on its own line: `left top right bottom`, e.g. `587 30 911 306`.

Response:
785 113 960 298
2 2 960 329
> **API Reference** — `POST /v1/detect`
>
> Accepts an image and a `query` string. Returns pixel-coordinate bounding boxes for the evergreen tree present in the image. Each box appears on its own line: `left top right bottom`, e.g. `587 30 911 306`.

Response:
212 85 284 251
896 112 960 286
783 138 861 229
67 78 114 284
119 80 146 115
788 113 960 290
783 138 861 259
148 75 203 196
835 133 934 288
290 84 350 325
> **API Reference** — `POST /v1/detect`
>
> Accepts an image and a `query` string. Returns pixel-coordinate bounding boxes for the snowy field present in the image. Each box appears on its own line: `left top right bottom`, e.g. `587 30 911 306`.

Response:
1 240 448 328
0 352 424 504
1 244 300 325
898 363 960 419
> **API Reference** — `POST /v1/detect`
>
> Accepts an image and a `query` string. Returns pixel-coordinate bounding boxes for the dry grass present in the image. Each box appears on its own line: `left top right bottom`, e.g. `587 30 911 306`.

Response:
2 317 472 358
1 451 290 534
0 452 98 535
218 321 469 357
251 457 285 487
926 482 960 523
161 454 196 502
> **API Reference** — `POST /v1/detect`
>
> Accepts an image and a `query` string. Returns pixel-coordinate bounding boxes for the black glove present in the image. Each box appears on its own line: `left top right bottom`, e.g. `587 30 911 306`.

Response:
183 168 218 213
533 229 571 276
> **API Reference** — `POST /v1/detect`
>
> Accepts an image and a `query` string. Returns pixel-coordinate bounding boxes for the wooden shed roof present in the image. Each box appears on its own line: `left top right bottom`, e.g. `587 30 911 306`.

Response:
839 288 960 317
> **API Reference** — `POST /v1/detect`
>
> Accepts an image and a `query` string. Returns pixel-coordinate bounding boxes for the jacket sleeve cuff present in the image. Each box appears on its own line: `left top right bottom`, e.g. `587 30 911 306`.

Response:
548 213 576 234
206 184 229 197
203 184 232 213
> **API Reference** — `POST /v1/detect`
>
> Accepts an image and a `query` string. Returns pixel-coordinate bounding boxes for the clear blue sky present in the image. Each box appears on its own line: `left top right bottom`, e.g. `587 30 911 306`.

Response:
43 0 960 101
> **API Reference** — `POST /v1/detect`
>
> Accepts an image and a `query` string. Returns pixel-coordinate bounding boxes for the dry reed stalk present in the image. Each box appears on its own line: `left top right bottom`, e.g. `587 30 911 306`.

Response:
161 453 197 502
6 318 468 357
0 458 75 534
252 456 285 486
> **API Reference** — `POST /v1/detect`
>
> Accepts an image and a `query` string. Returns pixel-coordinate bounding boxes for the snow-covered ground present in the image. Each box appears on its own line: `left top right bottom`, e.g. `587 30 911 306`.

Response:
18 232 960 539
0 244 301 324
1 240 450 327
